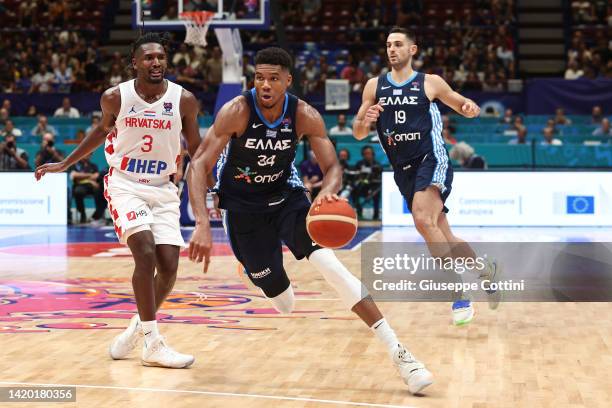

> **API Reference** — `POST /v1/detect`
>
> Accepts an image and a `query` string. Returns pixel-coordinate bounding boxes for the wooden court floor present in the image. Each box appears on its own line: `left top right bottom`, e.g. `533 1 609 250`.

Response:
1 250 611 408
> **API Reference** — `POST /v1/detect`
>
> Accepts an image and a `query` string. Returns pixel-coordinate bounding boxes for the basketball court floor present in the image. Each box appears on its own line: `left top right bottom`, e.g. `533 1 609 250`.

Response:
1 225 611 407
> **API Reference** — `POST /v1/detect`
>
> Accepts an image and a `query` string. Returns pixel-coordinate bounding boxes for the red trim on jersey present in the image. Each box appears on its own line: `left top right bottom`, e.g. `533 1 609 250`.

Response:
103 170 123 239
120 157 129 170
105 144 114 155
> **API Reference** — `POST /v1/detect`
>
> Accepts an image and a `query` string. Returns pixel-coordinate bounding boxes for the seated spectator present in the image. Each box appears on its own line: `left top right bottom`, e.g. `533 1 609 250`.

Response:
591 105 603 124
300 58 319 94
338 148 351 170
85 116 101 134
70 154 106 224
592 118 611 137
107 64 124 87
541 127 563 145
54 97 80 118
340 58 366 92
30 64 55 93
338 148 357 199
500 108 513 124
35 132 65 167
0 134 29 171
545 118 558 134
508 127 528 144
504 115 524 136
554 108 572 126
30 115 58 138
54 61 74 93
564 60 584 80
26 105 38 117
329 114 353 137
299 150 323 199
2 99 11 115
442 128 457 145
0 120 23 138
450 142 487 169
351 145 382 220
0 108 9 126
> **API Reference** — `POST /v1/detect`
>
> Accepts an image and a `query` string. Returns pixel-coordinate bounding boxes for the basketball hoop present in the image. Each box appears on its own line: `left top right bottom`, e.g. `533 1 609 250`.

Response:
179 11 215 47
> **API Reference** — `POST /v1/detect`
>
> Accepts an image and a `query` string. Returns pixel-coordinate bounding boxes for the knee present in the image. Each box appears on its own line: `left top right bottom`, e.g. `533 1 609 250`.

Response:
413 212 438 234
132 244 157 273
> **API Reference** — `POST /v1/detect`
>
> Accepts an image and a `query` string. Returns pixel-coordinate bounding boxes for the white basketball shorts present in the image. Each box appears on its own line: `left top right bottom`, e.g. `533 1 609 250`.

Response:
103 168 185 247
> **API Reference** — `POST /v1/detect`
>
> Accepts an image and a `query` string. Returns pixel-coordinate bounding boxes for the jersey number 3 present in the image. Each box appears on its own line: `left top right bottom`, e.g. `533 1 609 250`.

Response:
141 135 153 152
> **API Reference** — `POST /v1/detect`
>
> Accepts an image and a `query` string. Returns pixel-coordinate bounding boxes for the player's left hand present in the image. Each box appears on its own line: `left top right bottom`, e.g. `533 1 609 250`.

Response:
189 223 213 273
313 191 347 206
461 100 480 118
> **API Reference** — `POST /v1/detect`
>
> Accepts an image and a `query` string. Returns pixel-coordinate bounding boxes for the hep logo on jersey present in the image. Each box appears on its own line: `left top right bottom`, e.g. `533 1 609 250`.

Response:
126 209 148 221
120 156 168 175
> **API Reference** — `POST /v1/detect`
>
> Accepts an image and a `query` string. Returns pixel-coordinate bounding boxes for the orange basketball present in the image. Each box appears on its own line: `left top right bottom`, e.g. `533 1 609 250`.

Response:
306 200 358 249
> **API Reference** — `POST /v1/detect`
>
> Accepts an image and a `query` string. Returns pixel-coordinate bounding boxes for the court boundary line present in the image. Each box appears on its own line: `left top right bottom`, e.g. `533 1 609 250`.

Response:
351 231 382 251
0 381 416 408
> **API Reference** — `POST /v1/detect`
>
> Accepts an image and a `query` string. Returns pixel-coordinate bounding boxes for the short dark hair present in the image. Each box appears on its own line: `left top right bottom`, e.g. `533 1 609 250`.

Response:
388 26 417 43
131 31 171 57
255 47 293 71
361 145 374 154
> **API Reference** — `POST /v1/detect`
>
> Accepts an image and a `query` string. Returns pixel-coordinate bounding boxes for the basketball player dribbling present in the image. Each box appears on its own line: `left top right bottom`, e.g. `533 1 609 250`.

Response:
353 27 501 325
187 47 433 394
35 33 202 368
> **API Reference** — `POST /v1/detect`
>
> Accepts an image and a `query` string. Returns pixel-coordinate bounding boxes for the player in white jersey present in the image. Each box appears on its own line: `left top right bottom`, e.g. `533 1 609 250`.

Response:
35 32 202 368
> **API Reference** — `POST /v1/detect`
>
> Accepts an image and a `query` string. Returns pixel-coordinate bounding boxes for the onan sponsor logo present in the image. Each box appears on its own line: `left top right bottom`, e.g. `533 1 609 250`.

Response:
378 96 418 106
393 132 421 141
245 138 292 151
124 117 172 129
254 169 284 184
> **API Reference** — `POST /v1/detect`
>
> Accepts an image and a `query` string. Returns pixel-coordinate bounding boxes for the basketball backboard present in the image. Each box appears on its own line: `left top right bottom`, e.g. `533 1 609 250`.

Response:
133 0 270 30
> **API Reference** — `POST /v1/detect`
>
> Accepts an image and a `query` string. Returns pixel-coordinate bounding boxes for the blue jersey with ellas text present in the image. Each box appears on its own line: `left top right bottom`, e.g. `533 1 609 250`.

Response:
214 89 304 212
375 71 447 170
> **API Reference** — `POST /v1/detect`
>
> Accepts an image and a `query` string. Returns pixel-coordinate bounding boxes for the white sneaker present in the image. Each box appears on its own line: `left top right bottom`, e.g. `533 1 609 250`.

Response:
141 336 195 368
392 344 434 394
480 259 503 310
109 314 141 359
452 299 474 326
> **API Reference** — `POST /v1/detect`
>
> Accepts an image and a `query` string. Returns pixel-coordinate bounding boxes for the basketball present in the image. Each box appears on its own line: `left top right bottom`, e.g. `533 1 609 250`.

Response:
306 200 358 249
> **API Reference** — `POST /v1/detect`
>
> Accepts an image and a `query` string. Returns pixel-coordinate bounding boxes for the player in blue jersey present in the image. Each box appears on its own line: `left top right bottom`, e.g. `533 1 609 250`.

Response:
187 47 433 394
353 27 501 325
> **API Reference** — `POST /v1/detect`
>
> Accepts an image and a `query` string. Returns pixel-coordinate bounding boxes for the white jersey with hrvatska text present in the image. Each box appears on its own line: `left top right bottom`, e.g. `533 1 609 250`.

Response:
104 79 183 185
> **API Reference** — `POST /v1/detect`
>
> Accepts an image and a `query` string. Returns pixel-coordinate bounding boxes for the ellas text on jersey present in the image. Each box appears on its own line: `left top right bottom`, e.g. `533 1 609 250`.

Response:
378 95 418 106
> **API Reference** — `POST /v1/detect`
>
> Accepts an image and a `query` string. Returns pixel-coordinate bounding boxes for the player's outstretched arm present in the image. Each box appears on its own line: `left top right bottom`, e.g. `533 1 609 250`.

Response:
186 96 248 272
35 88 119 180
353 78 383 140
298 101 343 205
426 74 480 118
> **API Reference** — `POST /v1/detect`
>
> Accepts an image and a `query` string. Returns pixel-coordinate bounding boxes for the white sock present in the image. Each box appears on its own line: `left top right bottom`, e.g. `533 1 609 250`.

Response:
128 314 140 330
140 320 160 347
265 285 295 314
371 318 400 354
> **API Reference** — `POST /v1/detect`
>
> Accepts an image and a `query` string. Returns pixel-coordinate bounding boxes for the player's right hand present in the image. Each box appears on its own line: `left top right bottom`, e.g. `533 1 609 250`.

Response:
35 161 68 180
189 223 212 273
364 103 384 124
